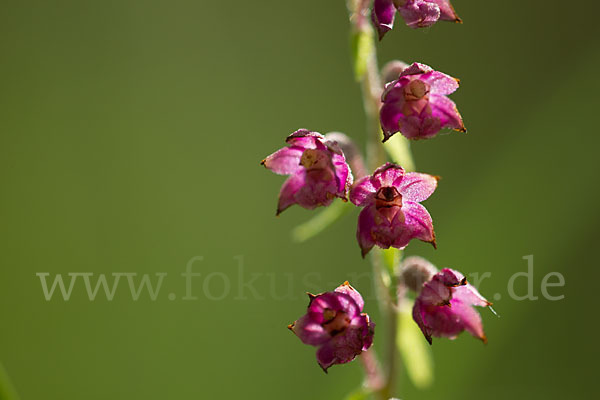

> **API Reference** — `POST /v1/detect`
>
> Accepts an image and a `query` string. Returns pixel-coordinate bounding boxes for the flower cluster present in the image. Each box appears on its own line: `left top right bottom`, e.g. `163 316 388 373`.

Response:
259 0 490 378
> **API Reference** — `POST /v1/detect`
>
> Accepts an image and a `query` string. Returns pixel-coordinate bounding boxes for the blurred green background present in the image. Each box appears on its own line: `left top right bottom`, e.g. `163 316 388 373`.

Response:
0 0 598 399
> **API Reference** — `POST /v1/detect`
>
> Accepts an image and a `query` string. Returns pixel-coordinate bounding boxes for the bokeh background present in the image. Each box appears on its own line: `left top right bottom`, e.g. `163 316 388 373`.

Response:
1 0 598 399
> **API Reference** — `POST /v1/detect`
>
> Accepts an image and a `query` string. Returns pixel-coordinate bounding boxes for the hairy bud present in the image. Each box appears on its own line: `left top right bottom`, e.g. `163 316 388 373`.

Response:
400 256 438 292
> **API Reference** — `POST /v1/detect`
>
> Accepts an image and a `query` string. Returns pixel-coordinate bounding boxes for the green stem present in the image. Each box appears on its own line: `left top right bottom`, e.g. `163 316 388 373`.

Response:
349 0 386 170
347 1 416 399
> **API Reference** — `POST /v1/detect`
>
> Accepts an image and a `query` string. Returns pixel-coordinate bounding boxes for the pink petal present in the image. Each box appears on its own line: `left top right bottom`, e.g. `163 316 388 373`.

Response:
380 100 406 141
398 0 441 28
448 298 487 342
372 0 398 40
453 284 491 308
436 268 465 286
419 302 464 339
357 206 378 257
316 325 371 372
262 146 303 175
316 341 337 372
402 114 438 139
420 70 459 95
372 163 406 188
430 0 461 22
335 282 365 312
398 172 438 202
423 298 487 342
290 315 330 346
381 80 407 103
429 94 465 132
354 314 375 351
286 129 325 150
350 176 376 206
331 152 353 196
418 278 452 306
412 299 433 344
399 62 433 78
308 292 360 321
393 201 435 248
277 173 305 215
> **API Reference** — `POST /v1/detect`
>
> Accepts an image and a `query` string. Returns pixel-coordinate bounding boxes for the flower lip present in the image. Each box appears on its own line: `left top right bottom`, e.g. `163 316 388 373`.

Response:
375 186 403 209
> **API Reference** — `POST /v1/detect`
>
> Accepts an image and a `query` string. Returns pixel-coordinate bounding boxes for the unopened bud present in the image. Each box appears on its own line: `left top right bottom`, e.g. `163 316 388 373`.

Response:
381 60 409 84
400 256 438 292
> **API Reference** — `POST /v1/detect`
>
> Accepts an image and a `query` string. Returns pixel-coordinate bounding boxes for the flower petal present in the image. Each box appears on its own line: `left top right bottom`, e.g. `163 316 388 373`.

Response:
398 0 441 29
372 163 406 187
453 284 491 308
398 172 438 202
419 278 452 306
308 292 360 321
315 341 337 372
448 298 487 342
399 62 433 78
421 70 459 95
393 201 435 248
380 100 405 141
331 152 353 197
290 315 330 346
277 173 305 215
430 94 465 132
420 298 486 342
286 129 325 149
262 146 303 175
335 282 365 312
372 0 398 40
357 206 378 257
436 268 465 285
430 0 461 22
349 176 376 206
412 299 433 344
316 325 370 372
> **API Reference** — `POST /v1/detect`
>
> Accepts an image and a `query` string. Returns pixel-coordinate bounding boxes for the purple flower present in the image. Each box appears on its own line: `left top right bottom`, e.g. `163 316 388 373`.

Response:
288 282 375 372
380 62 465 141
413 268 491 344
261 129 353 215
350 163 437 257
372 0 462 40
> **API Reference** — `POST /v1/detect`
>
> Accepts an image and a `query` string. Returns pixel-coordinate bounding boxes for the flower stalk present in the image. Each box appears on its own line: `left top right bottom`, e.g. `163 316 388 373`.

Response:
347 2 417 398
263 0 486 397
